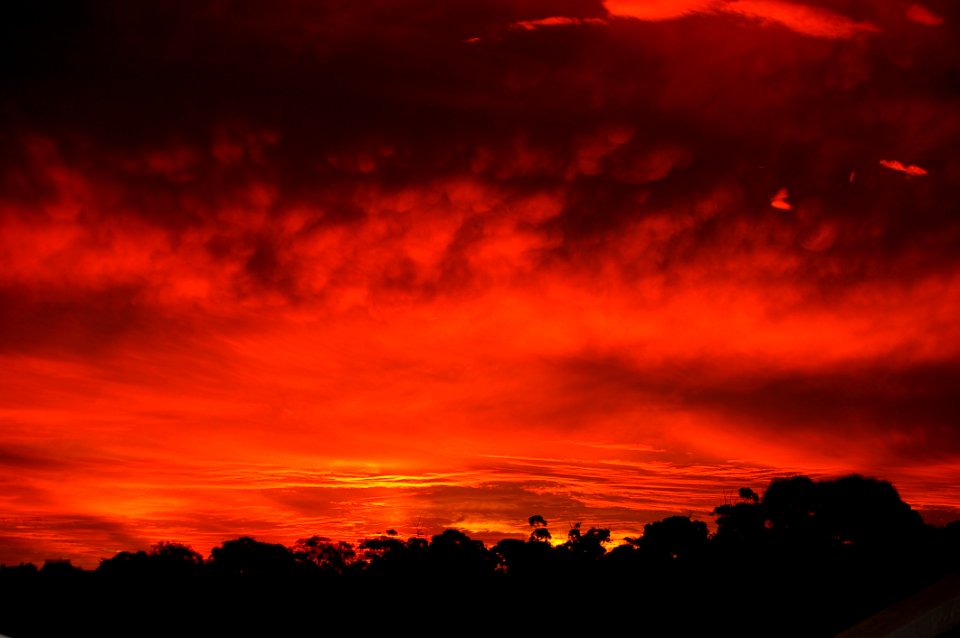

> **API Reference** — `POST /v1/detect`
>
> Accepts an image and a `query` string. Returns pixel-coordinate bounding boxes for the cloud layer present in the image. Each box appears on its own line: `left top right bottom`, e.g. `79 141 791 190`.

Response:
1 0 958 565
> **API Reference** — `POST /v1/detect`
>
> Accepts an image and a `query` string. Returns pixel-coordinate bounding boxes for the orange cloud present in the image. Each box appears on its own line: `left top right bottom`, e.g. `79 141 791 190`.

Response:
603 0 715 22
719 1 880 39
770 187 792 210
513 16 609 31
879 159 929 176
605 0 880 38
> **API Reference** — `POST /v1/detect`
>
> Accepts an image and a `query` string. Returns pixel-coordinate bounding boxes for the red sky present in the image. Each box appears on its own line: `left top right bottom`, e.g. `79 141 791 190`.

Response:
2 0 959 567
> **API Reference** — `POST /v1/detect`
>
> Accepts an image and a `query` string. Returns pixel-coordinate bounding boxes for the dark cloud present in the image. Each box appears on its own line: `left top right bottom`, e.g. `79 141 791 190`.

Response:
687 362 960 462
0 445 69 470
0 284 146 354
0 515 145 565
555 354 960 463
3 0 957 268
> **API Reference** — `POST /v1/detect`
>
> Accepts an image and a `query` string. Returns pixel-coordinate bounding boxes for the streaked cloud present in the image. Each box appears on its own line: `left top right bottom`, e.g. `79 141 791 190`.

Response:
605 0 880 38
879 159 929 176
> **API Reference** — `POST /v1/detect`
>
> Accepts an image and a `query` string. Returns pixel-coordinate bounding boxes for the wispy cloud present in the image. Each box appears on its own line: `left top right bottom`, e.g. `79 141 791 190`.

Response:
604 0 880 38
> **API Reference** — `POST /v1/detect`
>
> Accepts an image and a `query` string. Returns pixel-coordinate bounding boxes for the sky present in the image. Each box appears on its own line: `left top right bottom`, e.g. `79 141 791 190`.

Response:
1 0 959 567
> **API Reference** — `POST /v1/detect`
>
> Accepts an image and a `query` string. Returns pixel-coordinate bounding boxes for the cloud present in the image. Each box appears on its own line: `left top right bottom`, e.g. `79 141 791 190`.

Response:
718 1 880 39
603 0 715 21
513 16 609 30
0 515 145 566
879 158 929 176
906 4 944 27
605 0 880 38
1 0 958 565
770 187 793 210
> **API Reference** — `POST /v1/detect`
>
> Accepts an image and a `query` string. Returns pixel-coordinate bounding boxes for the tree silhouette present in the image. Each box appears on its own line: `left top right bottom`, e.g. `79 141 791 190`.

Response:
293 536 356 574
208 536 298 578
633 516 709 563
762 475 820 539
427 528 492 579
491 516 560 578
2 473 959 638
491 538 526 574
564 522 611 560
358 534 428 579
528 514 552 543
713 498 767 549
150 541 203 565
816 474 923 548
97 550 151 578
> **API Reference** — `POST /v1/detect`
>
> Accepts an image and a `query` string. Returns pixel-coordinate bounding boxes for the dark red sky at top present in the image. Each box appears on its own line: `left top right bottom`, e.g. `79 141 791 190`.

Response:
1 0 959 567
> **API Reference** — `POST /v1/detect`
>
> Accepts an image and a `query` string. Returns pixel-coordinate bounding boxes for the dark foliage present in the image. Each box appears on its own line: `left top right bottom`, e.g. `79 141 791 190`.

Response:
1 474 958 637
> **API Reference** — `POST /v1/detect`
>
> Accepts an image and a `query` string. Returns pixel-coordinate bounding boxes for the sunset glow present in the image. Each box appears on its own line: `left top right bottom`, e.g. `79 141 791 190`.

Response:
2 0 959 567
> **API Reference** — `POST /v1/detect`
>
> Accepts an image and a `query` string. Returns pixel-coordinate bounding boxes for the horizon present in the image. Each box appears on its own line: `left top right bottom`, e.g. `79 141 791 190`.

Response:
2 0 959 570
3 471 955 572
2 470 952 570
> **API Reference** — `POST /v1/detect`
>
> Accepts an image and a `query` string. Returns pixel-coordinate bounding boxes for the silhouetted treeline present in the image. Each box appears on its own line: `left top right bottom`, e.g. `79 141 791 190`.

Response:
2 474 959 637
